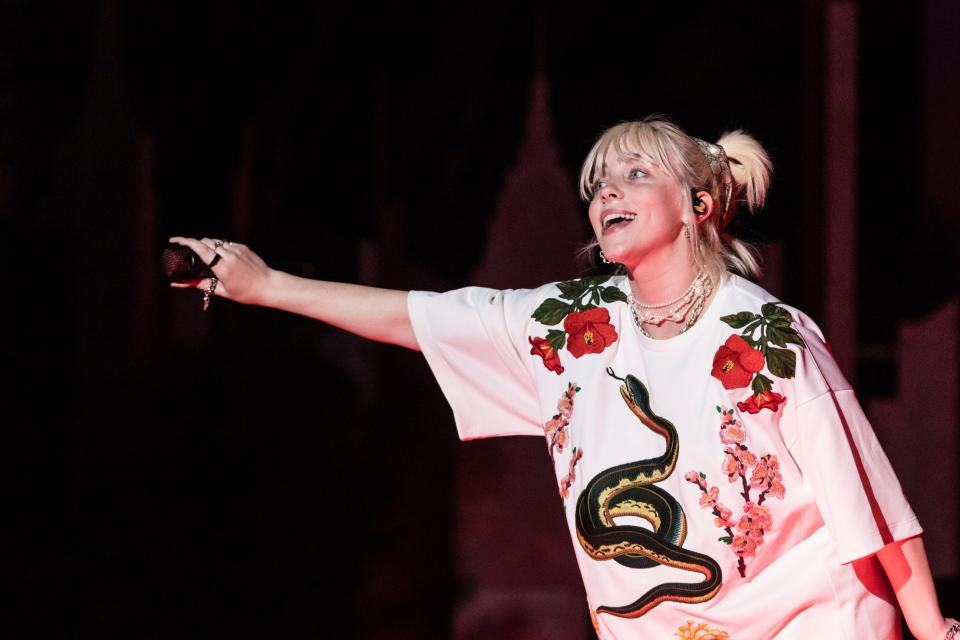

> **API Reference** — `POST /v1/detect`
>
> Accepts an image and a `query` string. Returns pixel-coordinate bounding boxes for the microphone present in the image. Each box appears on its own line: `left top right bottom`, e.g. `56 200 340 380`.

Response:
161 243 214 283
160 243 317 283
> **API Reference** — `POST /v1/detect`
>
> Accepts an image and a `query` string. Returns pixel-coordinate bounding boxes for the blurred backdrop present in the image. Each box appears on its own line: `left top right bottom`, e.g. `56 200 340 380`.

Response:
4 1 958 637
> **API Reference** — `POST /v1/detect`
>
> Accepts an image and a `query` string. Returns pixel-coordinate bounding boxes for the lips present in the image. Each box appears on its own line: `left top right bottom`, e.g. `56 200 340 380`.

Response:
601 209 637 232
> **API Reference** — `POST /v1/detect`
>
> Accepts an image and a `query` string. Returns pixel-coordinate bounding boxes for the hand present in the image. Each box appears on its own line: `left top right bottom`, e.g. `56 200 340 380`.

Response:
167 236 276 306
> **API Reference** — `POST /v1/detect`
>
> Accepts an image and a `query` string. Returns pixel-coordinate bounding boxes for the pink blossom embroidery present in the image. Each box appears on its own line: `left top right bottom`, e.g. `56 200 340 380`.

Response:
685 406 787 577
543 383 585 504
543 382 579 461
559 447 583 500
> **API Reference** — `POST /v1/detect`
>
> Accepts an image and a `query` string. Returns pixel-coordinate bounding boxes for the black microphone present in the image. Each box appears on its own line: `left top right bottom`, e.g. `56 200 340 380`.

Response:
161 243 214 283
160 243 317 283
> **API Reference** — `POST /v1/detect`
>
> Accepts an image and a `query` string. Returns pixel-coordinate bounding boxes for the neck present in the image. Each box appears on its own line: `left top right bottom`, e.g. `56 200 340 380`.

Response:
630 255 719 339
625 259 701 306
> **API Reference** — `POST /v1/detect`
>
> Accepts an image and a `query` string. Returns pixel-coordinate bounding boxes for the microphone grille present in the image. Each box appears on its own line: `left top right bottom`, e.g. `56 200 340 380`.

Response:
161 244 211 283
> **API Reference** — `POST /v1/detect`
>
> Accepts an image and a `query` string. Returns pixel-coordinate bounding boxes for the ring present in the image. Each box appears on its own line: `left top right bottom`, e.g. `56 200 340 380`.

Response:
207 253 222 268
202 276 219 312
213 239 224 250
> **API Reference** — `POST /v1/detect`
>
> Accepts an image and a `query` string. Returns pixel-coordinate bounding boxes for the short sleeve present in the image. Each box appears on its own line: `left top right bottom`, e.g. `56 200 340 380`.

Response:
784 312 923 563
408 286 544 440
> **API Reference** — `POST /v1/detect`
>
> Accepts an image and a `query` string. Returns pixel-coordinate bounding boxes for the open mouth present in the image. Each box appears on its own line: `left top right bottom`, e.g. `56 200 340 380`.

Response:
602 212 637 232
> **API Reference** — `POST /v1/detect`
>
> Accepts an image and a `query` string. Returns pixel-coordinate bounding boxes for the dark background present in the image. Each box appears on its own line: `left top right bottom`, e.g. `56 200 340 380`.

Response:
5 1 958 637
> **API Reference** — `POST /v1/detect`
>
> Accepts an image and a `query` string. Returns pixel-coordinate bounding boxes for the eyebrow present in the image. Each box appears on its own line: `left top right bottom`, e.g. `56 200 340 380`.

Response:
600 154 654 173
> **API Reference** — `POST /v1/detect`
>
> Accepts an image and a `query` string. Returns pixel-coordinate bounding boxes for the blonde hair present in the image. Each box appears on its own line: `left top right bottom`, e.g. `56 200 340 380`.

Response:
578 114 773 282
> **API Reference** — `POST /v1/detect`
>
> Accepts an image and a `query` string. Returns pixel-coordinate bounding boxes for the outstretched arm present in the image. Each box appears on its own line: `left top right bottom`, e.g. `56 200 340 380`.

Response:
876 535 954 640
169 237 418 351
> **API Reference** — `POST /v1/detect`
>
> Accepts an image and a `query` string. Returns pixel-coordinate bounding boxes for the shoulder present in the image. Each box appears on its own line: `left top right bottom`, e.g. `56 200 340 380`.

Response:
717 274 850 404
721 275 825 341
411 275 627 328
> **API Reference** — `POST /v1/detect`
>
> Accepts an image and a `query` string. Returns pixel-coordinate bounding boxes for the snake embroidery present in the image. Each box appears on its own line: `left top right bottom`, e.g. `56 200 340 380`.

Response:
575 368 723 618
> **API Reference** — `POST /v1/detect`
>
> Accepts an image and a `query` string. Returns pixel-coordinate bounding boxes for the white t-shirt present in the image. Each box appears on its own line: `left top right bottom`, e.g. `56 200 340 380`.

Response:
408 272 921 640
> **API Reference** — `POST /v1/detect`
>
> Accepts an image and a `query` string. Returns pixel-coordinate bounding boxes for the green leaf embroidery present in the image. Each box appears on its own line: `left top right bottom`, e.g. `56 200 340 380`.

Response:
765 347 797 379
532 298 573 326
761 303 793 322
556 280 587 301
723 303 807 387
752 373 773 395
718 536 733 545
547 329 566 350
720 311 759 329
769 316 794 329
764 324 805 349
765 324 789 348
782 331 806 347
600 286 629 303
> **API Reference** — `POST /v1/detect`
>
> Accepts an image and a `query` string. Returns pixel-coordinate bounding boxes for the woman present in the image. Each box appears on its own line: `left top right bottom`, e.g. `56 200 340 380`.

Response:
171 115 955 639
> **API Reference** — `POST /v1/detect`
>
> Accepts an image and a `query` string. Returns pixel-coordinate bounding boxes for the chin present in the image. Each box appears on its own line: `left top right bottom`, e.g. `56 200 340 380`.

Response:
600 243 633 264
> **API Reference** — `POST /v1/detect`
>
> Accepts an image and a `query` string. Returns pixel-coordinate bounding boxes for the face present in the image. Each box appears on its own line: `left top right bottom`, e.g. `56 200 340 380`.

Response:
587 149 688 270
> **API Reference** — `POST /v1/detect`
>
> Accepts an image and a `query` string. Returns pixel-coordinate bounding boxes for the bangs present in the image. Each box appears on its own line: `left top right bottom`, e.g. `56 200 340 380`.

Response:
578 120 695 200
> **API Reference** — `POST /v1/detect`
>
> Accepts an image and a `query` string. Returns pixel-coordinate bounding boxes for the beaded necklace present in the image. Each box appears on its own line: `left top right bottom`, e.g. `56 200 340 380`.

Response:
626 270 713 338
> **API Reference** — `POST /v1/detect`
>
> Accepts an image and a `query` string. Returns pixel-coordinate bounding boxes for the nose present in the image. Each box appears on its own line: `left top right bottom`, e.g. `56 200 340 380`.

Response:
599 183 621 202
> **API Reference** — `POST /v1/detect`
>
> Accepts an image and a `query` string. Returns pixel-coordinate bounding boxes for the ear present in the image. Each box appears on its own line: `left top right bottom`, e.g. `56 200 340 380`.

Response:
690 189 715 223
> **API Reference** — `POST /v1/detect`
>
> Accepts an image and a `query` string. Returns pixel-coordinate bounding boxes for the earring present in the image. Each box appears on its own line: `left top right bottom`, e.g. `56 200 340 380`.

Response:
599 249 612 264
684 223 692 239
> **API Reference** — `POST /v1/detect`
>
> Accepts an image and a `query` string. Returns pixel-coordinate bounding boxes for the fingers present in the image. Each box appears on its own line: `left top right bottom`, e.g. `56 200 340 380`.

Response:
168 236 248 303
169 236 219 264
169 236 244 277
168 277 231 299
169 276 212 290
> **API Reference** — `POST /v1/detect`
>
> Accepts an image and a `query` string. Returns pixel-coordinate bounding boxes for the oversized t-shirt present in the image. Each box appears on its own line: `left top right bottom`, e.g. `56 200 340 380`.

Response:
408 272 921 640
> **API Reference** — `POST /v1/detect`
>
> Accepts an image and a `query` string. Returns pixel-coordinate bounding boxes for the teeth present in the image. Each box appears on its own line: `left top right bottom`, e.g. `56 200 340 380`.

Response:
603 213 636 229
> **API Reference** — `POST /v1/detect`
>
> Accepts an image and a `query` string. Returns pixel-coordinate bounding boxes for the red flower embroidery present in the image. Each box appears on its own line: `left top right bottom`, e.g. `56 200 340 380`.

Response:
711 335 765 389
563 308 618 358
737 389 787 414
529 336 564 374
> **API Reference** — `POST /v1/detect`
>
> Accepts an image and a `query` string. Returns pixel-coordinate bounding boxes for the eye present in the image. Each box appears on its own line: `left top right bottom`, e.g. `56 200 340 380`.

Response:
590 179 607 197
628 168 647 179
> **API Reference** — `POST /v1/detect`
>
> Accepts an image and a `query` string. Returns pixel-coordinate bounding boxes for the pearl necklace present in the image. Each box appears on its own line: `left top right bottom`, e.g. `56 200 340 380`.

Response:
627 270 713 338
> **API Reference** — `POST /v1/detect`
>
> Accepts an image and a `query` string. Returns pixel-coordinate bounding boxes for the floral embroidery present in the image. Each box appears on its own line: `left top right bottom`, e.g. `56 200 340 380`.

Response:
737 389 786 414
543 383 584 503
712 303 806 413
685 406 786 577
529 336 564 374
543 382 579 460
674 619 730 640
528 276 627 373
711 335 764 389
564 308 618 358
559 447 583 500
